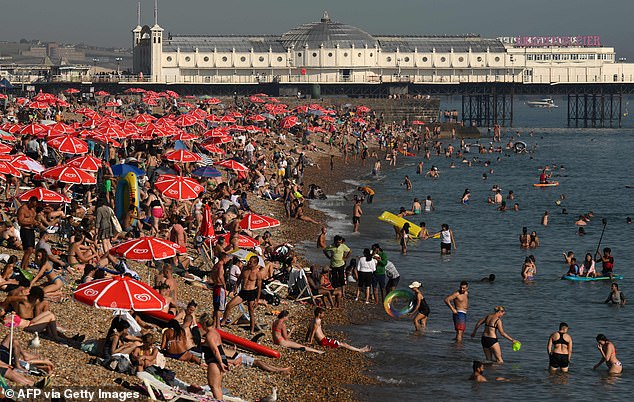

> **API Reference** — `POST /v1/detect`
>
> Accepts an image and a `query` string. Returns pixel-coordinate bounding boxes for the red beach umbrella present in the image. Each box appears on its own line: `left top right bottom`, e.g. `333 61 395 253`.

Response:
154 174 205 200
10 154 45 173
210 135 232 145
215 159 248 172
281 116 299 129
95 91 110 96
170 132 198 141
67 155 103 172
239 213 281 230
210 233 259 249
109 237 187 261
202 143 226 154
47 135 89 154
173 114 198 127
87 134 121 147
19 123 47 136
73 275 166 311
130 114 156 125
412 120 426 125
64 88 80 94
17 187 70 203
164 149 202 163
248 114 267 122
1 123 22 133
41 165 96 184
28 101 51 109
0 161 21 177
0 143 12 154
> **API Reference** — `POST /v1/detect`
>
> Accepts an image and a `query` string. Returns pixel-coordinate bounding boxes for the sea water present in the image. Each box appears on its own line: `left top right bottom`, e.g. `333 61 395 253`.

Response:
299 100 634 401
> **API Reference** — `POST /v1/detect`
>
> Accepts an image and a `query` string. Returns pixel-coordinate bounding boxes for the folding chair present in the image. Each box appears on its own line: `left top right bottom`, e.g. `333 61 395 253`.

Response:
287 268 322 304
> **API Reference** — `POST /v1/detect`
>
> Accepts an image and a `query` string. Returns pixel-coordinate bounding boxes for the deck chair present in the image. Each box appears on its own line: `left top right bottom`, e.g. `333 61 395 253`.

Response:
137 371 246 402
287 267 322 304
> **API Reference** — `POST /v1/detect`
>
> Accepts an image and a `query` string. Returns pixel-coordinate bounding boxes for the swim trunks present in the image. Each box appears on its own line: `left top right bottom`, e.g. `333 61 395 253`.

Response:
213 285 226 311
20 227 36 249
441 242 451 253
238 288 258 302
453 311 467 331
352 216 361 224
549 353 569 368
319 337 340 349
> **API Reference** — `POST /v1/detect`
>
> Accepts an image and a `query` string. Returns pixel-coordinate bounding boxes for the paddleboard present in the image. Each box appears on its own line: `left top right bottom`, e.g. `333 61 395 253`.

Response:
378 211 421 237
533 182 559 187
561 275 623 281
115 172 139 224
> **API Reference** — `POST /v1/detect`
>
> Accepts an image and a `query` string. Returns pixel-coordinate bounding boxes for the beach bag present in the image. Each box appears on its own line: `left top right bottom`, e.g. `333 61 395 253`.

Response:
107 354 132 374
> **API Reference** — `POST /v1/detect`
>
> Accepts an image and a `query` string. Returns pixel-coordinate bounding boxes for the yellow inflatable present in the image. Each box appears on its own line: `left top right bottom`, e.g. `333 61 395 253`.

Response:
378 211 422 237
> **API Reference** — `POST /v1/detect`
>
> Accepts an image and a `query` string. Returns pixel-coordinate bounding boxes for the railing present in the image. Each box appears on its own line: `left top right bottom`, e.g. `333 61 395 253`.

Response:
7 71 634 86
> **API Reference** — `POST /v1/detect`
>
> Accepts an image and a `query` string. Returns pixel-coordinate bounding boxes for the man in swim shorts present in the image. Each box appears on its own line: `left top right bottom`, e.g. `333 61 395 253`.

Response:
210 253 231 328
17 197 38 271
444 281 469 342
307 307 371 353
222 256 263 334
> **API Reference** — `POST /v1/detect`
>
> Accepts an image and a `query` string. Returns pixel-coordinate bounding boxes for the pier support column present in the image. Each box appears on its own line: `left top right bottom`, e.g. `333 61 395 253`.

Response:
461 90 513 128
567 92 622 128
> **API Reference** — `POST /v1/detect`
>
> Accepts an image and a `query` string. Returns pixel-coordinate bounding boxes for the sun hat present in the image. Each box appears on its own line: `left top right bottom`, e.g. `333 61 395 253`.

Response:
408 281 422 289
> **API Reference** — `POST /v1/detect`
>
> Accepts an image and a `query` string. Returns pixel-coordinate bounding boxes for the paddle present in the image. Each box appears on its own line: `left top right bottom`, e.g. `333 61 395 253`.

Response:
594 218 608 256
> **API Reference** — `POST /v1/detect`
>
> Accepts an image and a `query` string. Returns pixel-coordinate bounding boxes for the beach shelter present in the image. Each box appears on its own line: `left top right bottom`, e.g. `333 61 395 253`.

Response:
154 174 205 200
239 213 281 230
109 237 187 261
41 165 96 184
73 275 165 311
17 187 70 203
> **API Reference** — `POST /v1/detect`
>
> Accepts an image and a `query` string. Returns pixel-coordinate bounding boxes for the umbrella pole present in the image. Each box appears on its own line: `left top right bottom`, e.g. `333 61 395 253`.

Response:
8 312 14 366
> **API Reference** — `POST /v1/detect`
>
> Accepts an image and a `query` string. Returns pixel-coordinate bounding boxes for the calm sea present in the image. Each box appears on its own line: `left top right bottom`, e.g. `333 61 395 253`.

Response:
299 95 634 401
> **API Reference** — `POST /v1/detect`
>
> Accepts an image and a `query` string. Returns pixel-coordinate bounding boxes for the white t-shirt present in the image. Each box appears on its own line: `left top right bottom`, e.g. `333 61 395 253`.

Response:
356 258 376 273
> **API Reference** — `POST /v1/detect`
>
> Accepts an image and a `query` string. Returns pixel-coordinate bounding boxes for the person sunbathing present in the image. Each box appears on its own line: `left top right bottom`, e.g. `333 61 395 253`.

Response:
160 319 201 364
271 311 324 354
0 334 55 374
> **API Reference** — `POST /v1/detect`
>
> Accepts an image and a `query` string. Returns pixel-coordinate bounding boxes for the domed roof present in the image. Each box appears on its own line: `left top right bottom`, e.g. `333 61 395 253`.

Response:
281 12 378 49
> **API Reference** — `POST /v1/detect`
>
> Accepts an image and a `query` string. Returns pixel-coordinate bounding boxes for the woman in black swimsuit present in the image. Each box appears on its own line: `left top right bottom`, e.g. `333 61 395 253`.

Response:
470 306 518 363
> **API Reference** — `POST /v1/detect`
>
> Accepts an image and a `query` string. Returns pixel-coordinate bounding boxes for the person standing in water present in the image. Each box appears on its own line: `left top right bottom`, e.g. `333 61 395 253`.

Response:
402 175 412 191
352 198 363 233
470 306 518 364
605 283 626 306
409 281 430 333
444 281 469 342
435 224 456 254
547 322 573 373
594 334 623 374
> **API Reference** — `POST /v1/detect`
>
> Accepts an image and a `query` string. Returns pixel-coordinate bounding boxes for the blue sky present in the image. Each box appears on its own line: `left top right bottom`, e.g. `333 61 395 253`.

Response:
2 0 633 59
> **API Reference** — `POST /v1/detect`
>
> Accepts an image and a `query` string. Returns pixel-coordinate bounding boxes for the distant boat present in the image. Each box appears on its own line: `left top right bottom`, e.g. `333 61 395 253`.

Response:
527 98 558 108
